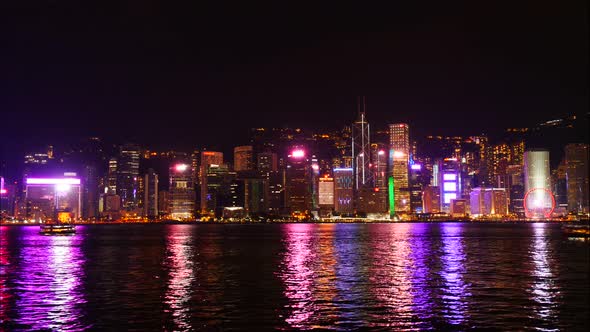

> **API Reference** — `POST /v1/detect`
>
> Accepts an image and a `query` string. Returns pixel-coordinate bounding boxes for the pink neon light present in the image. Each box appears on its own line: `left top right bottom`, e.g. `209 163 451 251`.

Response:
26 178 81 185
175 164 189 172
378 150 385 156
291 149 305 158
0 189 6 194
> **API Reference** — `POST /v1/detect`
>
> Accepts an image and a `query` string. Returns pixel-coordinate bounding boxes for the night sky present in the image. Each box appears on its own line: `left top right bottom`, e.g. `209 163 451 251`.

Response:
0 1 587 154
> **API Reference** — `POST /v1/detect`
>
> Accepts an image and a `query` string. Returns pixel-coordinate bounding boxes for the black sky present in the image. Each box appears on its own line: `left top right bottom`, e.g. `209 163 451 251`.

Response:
0 1 587 152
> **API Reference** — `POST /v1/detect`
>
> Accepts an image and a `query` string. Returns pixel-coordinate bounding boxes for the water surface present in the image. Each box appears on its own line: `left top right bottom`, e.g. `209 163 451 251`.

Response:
1 223 588 331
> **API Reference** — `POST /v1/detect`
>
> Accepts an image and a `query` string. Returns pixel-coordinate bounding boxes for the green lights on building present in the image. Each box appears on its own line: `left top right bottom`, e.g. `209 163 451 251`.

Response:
388 176 394 218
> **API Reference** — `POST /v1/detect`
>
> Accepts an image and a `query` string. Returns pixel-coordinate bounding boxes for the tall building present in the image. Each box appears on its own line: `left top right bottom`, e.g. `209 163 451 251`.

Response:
422 185 441 214
523 149 552 219
234 146 254 172
389 123 410 213
565 144 589 214
199 151 223 213
107 157 117 194
438 158 462 213
116 143 140 211
169 162 195 220
352 97 371 190
286 148 312 215
333 168 353 214
470 187 509 217
143 169 158 219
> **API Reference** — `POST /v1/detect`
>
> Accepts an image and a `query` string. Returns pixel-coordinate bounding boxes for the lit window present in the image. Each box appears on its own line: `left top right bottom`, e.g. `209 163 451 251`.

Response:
444 193 456 204
443 182 456 192
443 173 456 181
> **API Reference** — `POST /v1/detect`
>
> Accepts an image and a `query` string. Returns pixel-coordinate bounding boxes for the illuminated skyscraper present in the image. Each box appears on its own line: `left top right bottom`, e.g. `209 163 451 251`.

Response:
234 145 254 172
169 162 195 220
199 151 223 213
352 96 371 190
470 187 509 217
107 157 117 194
334 168 353 214
143 169 158 219
565 143 589 213
438 158 462 213
388 123 410 213
286 148 312 215
523 149 552 219
116 143 140 211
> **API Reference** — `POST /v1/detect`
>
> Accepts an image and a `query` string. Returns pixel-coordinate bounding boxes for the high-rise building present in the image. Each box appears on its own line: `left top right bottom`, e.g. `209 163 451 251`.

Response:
234 146 254 172
352 97 371 190
565 143 589 214
116 143 140 211
199 151 223 213
257 152 278 175
169 162 195 220
107 157 117 194
143 169 158 219
523 149 552 219
318 175 335 207
286 148 312 215
389 123 410 213
334 168 353 214
438 158 462 213
422 185 441 214
470 187 509 217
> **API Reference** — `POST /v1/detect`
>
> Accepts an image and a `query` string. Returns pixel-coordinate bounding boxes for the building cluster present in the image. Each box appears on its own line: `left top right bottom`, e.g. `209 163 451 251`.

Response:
0 110 588 222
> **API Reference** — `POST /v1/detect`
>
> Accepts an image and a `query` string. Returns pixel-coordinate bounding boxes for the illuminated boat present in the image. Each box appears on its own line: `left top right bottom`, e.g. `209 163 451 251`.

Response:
40 211 76 235
562 223 590 238
40 223 76 235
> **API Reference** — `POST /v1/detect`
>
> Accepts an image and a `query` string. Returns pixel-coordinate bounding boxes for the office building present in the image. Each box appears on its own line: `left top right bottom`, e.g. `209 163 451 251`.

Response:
438 158 461 213
565 143 589 213
234 145 254 172
25 176 82 221
116 143 140 211
169 162 195 220
286 148 312 215
470 187 509 217
199 151 223 213
143 169 158 218
389 123 410 213
523 149 553 219
334 168 353 214
422 185 441 214
352 97 372 190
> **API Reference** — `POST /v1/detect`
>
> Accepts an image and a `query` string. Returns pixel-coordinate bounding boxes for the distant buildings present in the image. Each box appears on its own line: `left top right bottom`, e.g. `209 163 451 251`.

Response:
234 145 254 172
143 169 158 218
116 143 140 211
565 143 589 214
334 168 353 214
470 187 509 217
523 149 553 219
286 148 312 215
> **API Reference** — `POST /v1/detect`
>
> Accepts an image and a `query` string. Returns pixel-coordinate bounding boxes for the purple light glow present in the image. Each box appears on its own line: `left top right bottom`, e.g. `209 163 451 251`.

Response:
26 178 81 185
411 164 422 170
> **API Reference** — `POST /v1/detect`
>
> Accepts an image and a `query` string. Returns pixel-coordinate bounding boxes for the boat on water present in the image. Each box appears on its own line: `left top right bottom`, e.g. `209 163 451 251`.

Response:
562 223 590 238
40 222 76 235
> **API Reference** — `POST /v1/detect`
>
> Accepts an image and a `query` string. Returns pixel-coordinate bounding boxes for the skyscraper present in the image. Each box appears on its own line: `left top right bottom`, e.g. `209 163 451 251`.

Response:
334 168 353 214
565 143 589 213
199 151 223 214
438 158 462 213
286 148 312 215
169 162 195 220
234 145 254 172
107 157 117 194
143 169 158 219
523 149 552 219
389 123 410 213
116 143 140 211
352 96 371 190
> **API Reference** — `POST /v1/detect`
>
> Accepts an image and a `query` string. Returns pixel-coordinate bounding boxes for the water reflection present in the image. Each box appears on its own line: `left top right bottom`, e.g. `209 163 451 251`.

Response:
440 223 470 326
0 227 13 327
280 223 317 327
163 225 195 331
530 223 559 329
15 229 87 331
368 224 415 329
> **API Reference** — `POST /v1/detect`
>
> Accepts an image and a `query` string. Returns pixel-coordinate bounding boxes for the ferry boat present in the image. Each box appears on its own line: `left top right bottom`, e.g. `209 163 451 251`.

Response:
562 222 590 238
39 210 76 235
40 222 76 235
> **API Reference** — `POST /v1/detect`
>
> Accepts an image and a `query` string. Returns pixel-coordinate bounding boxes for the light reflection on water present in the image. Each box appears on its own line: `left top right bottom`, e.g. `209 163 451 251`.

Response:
0 223 587 331
163 225 195 331
440 223 470 326
14 228 87 331
530 223 560 331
